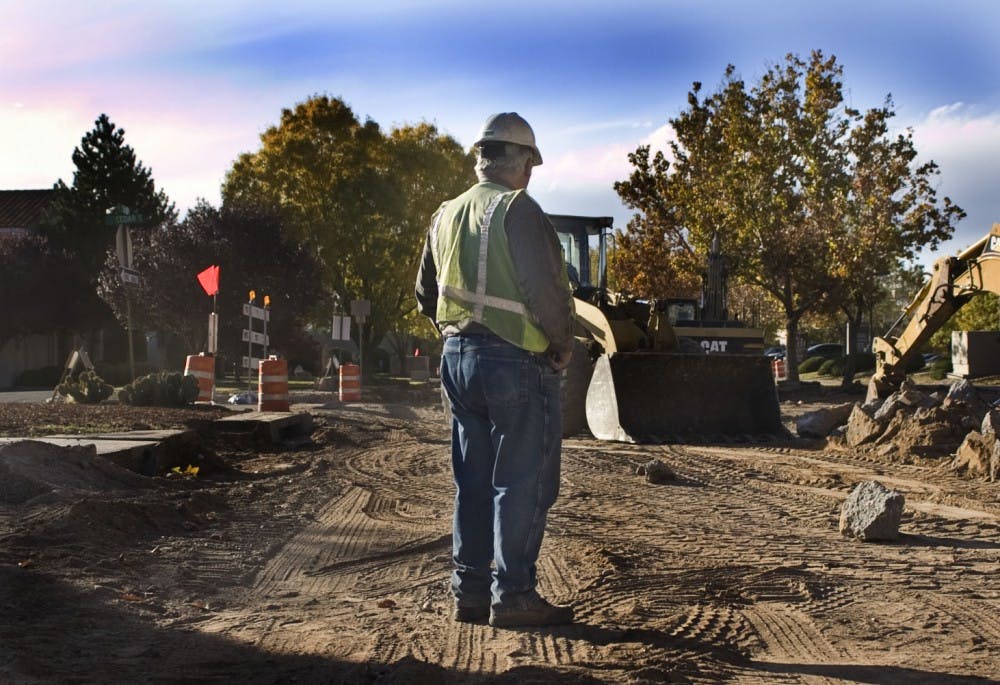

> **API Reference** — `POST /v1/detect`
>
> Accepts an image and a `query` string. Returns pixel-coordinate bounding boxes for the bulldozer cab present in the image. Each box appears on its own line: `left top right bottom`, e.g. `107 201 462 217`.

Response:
549 214 613 294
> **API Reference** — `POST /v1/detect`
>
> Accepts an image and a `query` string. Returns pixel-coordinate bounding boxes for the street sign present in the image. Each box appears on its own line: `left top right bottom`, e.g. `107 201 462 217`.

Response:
241 355 263 370
207 313 219 354
120 268 140 286
105 205 144 226
350 299 371 322
242 303 270 321
332 314 351 341
241 329 269 346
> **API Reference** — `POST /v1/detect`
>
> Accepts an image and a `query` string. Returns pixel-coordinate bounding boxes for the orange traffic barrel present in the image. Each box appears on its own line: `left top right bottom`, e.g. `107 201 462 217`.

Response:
184 354 215 404
772 358 787 381
339 363 361 401
259 357 290 412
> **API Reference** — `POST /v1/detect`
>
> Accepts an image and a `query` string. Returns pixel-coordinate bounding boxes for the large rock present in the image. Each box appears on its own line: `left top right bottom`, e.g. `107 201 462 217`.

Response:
943 379 989 425
839 481 905 541
845 405 885 447
796 402 856 438
981 407 1000 435
873 384 937 423
951 431 998 480
951 409 1000 481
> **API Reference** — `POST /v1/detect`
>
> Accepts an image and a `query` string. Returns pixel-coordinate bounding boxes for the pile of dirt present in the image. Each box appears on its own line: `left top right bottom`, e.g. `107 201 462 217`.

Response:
0 440 150 504
827 379 999 477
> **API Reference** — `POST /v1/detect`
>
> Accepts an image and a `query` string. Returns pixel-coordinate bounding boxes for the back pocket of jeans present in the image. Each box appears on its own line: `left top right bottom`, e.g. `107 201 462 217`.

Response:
481 357 529 408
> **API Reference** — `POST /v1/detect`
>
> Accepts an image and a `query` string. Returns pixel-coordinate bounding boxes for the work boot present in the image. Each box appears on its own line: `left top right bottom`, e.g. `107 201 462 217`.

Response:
489 591 574 628
453 598 491 623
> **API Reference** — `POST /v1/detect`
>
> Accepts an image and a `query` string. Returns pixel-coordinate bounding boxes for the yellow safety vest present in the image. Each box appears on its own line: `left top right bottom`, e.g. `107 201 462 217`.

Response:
432 182 550 353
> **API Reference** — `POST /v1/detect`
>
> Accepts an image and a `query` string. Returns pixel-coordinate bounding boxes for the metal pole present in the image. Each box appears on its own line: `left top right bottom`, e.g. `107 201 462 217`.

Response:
125 291 136 382
247 305 253 394
359 320 364 378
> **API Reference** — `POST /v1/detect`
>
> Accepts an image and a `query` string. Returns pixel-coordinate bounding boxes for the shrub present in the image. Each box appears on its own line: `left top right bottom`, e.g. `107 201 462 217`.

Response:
928 358 952 380
57 370 114 404
118 371 200 407
817 357 845 377
798 356 825 374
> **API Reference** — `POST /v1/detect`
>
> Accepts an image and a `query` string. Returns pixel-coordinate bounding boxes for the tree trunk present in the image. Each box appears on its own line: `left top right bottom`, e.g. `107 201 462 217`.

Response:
784 315 802 383
841 310 864 388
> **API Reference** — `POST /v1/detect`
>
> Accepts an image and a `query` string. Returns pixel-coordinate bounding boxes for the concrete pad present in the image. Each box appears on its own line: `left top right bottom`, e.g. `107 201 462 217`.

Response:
215 411 314 443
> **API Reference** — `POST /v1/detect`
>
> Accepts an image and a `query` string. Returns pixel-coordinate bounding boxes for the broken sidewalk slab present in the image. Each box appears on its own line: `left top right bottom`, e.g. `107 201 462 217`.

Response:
0 413 314 479
214 411 314 444
0 430 197 477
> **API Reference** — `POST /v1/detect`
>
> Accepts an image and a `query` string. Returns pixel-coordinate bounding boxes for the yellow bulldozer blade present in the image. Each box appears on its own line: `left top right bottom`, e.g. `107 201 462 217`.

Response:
585 353 784 442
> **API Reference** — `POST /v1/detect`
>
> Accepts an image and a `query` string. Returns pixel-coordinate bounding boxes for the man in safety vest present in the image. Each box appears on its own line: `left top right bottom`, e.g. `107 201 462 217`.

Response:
415 112 575 627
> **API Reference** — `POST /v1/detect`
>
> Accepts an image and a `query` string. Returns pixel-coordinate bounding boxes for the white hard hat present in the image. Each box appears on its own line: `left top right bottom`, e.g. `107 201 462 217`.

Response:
474 112 543 166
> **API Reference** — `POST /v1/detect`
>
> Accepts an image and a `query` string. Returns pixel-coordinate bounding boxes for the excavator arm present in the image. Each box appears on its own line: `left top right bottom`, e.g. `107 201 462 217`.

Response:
869 223 1000 400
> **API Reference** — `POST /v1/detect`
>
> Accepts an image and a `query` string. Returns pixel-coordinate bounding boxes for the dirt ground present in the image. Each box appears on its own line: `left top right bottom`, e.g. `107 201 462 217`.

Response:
0 380 998 684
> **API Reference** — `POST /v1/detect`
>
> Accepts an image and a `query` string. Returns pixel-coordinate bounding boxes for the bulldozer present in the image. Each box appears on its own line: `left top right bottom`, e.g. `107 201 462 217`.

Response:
868 222 1000 402
549 215 782 443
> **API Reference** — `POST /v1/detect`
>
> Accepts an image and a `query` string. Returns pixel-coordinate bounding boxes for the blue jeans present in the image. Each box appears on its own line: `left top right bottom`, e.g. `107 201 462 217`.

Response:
440 333 562 606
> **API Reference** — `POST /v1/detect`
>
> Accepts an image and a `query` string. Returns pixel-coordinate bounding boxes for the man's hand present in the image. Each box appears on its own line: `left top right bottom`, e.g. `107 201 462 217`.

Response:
546 345 573 372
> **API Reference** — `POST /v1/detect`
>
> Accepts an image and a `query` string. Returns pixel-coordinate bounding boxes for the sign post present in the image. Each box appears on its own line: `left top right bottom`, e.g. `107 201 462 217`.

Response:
242 291 271 393
106 206 143 382
350 299 371 376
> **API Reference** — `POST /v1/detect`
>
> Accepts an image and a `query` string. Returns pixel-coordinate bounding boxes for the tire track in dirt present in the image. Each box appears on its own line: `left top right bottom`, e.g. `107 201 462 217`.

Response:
189 437 449 659
191 411 998 681
558 436 999 681
923 593 1000 644
552 443 771 679
741 603 847 664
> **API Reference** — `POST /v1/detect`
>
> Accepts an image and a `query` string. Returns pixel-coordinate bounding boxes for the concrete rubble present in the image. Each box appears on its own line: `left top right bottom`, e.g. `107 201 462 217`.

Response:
795 402 854 438
796 378 1000 480
839 480 905 541
952 408 1000 481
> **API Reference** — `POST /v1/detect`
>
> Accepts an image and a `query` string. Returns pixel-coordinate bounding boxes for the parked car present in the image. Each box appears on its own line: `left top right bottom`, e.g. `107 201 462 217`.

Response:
805 343 844 359
763 345 786 360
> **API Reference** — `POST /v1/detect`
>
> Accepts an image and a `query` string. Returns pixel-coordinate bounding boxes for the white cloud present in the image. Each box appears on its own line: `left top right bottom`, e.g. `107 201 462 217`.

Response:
0 104 80 189
907 102 1000 258
640 122 676 158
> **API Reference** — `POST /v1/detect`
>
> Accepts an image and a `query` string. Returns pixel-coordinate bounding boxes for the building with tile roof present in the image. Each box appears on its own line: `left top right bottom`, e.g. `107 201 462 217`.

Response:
0 189 60 387
0 189 55 239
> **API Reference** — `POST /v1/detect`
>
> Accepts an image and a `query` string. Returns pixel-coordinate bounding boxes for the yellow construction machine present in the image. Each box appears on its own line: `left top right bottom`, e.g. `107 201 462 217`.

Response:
869 223 1000 401
550 215 782 442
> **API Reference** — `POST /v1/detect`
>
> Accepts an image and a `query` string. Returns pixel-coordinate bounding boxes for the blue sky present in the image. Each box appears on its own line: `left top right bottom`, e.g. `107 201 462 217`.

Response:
3 1 999 266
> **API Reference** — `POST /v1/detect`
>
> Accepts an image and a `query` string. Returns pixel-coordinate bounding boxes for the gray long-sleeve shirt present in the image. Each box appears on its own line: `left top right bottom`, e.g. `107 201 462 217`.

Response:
414 187 573 357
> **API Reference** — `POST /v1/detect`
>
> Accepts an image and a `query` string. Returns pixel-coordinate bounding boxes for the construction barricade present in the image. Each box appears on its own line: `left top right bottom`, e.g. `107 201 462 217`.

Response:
184 353 215 404
339 363 361 402
258 356 290 412
772 358 787 381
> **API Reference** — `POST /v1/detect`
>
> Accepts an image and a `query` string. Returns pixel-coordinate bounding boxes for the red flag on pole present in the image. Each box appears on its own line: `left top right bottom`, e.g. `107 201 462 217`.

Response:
197 265 220 296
